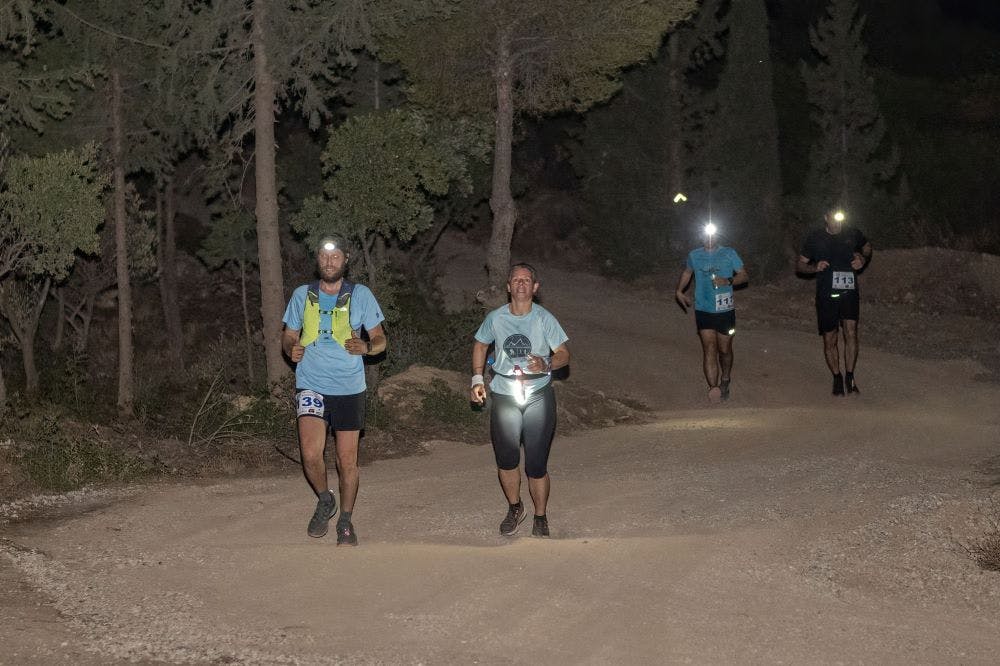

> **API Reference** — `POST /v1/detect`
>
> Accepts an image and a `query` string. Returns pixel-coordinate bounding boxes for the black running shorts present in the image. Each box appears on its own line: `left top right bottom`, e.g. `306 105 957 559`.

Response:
294 389 366 431
695 309 736 335
815 291 860 334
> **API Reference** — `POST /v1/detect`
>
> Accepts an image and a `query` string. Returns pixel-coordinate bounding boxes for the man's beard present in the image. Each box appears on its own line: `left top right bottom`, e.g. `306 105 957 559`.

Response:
319 266 345 283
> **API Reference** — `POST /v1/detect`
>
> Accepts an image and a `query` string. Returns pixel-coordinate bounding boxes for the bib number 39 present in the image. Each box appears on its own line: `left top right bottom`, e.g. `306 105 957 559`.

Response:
296 390 325 418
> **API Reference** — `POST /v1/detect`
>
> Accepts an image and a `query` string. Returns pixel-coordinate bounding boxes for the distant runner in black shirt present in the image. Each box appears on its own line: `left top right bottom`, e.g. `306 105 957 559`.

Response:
796 208 873 396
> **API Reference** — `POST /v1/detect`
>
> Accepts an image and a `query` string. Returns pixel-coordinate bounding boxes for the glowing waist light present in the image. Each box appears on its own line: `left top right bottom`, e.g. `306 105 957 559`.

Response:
513 365 527 405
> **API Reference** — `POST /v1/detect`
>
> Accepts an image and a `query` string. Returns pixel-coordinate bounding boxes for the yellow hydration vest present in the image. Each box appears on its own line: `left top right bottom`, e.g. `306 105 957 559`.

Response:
298 280 355 347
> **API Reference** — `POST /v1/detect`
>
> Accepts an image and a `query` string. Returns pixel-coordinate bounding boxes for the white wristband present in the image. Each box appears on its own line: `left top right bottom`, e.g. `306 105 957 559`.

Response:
471 374 484 387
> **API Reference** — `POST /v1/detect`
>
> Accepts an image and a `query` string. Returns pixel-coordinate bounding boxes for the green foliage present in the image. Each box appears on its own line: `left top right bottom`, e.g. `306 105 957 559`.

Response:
8 412 149 491
801 0 905 240
198 209 257 270
418 378 483 429
0 144 106 279
293 109 488 251
389 0 697 117
570 0 727 277
381 287 482 377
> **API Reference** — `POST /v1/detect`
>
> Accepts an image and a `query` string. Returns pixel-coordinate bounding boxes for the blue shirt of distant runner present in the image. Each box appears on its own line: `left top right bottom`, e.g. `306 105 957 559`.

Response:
686 246 744 313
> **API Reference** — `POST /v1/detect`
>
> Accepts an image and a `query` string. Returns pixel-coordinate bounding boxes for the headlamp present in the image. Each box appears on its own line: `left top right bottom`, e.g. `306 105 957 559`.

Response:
704 222 717 237
833 210 846 223
317 236 347 254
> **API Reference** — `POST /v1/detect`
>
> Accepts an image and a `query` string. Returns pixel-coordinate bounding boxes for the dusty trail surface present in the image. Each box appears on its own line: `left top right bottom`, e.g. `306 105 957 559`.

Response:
3 243 1000 664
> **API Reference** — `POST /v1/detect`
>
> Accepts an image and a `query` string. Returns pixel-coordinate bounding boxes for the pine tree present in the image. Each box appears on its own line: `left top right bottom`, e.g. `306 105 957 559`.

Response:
801 0 903 237
180 0 441 387
53 0 182 415
389 0 697 299
709 0 785 275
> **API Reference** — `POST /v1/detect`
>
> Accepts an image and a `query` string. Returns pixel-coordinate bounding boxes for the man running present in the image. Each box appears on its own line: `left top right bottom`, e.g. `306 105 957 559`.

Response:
281 235 386 544
471 263 569 538
674 223 749 402
796 208 873 395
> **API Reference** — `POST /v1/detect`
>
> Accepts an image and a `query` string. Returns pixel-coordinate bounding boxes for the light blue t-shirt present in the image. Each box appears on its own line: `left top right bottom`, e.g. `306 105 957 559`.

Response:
686 246 744 314
474 303 569 397
282 282 385 395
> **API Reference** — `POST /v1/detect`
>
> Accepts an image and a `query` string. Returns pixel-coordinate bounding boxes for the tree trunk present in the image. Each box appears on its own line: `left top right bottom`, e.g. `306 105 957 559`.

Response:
240 259 255 385
52 286 65 351
158 178 185 368
0 356 7 411
252 0 288 388
79 296 94 353
111 69 134 416
485 36 517 299
21 277 50 396
666 33 684 203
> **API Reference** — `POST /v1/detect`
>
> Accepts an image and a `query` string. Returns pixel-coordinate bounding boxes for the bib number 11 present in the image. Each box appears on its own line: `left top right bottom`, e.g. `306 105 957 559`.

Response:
714 291 734 312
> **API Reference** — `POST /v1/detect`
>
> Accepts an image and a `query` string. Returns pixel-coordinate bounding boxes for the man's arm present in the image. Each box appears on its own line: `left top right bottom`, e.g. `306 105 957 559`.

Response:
345 323 387 356
852 241 873 271
282 327 304 363
730 267 749 287
675 268 693 308
797 255 829 274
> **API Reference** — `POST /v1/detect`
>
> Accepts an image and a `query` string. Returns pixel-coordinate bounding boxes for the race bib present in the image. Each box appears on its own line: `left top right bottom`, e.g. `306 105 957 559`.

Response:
296 390 325 418
714 290 734 312
832 271 856 290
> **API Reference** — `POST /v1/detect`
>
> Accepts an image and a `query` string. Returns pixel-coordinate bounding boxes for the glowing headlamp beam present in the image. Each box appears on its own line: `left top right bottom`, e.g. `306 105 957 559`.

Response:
833 210 846 223
321 241 338 252
704 222 717 237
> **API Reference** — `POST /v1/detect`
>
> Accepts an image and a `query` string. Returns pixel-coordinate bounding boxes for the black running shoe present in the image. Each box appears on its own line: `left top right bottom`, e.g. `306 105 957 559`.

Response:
846 374 860 394
832 374 845 396
720 379 731 401
336 519 358 546
307 494 337 538
531 515 550 538
499 502 526 536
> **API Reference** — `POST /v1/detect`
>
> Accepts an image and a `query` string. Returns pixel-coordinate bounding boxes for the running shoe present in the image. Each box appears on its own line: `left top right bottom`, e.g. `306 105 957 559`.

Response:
336 519 358 546
307 494 337 538
845 375 860 394
832 374 845 396
499 502 526 536
720 379 731 401
708 386 722 403
531 515 550 538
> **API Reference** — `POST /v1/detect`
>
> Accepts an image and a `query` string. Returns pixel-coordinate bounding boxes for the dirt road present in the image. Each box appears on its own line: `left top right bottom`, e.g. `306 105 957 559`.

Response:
3 253 1000 664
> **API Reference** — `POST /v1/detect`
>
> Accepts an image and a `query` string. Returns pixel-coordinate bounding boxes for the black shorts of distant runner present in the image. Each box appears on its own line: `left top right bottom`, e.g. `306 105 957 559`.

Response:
695 310 736 335
815 290 860 335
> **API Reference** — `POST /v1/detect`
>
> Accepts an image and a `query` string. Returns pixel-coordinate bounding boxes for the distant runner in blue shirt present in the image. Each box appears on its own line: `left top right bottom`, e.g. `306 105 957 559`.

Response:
281 234 387 545
471 263 570 539
674 224 749 403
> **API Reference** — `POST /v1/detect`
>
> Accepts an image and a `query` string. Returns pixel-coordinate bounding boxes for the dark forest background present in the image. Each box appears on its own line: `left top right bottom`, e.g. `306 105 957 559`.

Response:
1 0 997 490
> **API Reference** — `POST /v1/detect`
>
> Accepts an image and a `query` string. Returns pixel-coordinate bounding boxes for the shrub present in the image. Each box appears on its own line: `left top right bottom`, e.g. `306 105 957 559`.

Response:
5 412 149 491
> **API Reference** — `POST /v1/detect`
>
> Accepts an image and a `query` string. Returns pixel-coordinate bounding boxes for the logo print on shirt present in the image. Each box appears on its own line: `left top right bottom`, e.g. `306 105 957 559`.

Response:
503 333 532 359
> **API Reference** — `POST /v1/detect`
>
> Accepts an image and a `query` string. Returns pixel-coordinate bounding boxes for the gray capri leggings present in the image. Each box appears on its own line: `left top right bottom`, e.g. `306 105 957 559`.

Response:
490 384 557 478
